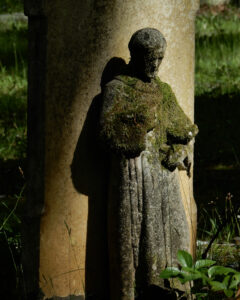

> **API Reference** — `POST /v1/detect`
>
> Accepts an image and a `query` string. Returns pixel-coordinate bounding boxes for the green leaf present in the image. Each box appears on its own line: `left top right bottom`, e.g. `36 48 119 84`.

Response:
177 250 193 268
178 274 194 284
210 280 226 291
208 266 237 278
194 259 216 270
159 267 180 279
229 274 240 289
224 289 233 298
195 292 208 299
233 273 240 281
175 268 202 284
223 275 231 288
182 266 197 273
181 267 203 280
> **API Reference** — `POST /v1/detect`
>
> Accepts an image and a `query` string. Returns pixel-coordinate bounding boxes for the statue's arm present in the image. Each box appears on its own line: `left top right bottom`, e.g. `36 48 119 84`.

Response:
163 84 198 145
159 83 198 176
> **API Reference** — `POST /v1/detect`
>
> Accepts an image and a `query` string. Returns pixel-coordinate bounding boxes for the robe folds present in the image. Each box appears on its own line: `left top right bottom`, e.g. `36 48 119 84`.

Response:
100 75 198 300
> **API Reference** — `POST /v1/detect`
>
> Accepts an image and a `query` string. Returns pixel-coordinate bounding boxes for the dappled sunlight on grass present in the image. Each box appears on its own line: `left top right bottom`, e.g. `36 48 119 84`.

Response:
195 10 240 97
0 20 27 161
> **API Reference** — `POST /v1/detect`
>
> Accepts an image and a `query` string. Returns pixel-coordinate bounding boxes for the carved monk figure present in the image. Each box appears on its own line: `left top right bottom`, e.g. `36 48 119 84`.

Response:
100 28 198 299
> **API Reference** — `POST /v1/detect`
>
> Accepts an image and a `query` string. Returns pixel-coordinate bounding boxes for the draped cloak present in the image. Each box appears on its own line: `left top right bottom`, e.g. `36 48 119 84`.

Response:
100 75 197 300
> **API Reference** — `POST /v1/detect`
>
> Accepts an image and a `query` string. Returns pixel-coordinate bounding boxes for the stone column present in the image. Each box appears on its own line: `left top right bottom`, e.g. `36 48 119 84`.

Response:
24 0 199 299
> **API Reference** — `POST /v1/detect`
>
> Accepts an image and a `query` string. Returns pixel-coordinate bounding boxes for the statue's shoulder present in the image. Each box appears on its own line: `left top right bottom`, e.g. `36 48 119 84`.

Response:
103 75 138 94
155 77 171 90
114 75 138 86
102 77 125 98
155 77 176 100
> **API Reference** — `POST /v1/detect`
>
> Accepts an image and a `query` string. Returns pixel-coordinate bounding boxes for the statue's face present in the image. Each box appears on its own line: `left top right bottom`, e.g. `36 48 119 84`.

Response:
143 48 164 80
132 47 165 81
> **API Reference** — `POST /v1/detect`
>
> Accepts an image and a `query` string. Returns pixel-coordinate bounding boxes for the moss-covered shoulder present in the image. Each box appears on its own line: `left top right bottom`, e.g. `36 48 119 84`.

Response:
155 77 198 144
100 76 161 157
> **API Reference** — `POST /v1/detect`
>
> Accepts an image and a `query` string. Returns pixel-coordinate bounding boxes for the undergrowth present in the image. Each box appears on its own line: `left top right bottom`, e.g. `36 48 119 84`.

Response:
0 0 23 14
0 15 27 299
195 5 240 97
0 18 27 160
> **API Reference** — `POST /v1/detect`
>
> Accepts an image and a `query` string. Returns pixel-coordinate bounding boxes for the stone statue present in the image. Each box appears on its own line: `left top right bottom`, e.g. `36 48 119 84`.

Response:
99 28 198 300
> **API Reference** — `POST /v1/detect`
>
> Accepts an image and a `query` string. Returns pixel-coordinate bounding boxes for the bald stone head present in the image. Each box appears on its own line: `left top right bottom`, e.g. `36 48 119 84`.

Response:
128 28 167 82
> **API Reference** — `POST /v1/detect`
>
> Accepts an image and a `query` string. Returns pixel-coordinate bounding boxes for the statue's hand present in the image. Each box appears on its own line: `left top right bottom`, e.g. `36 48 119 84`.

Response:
178 156 191 178
187 124 199 140
162 144 192 177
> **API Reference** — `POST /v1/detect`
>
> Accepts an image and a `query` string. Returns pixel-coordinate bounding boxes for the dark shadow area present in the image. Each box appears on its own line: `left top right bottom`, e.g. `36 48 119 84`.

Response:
71 94 109 299
0 158 26 195
0 158 25 300
0 234 21 299
0 25 28 70
194 94 240 212
136 284 180 300
21 15 47 300
71 57 126 300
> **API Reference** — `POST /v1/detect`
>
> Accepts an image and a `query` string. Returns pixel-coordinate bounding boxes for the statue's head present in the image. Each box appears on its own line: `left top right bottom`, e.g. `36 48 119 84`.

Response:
128 28 167 81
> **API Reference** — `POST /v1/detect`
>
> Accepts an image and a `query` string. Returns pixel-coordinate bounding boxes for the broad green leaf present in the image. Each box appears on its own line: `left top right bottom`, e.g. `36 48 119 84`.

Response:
208 266 237 278
224 289 234 298
234 273 240 281
178 274 194 284
194 259 215 270
210 280 226 291
181 267 203 280
159 267 180 278
229 274 240 289
223 275 231 288
177 250 193 267
182 266 198 273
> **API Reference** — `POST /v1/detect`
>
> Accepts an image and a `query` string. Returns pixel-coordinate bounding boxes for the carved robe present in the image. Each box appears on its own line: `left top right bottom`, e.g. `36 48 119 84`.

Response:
100 75 197 300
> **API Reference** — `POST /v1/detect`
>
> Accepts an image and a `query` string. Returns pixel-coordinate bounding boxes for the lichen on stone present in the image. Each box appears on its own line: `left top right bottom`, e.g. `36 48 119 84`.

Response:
100 75 198 167
100 75 162 157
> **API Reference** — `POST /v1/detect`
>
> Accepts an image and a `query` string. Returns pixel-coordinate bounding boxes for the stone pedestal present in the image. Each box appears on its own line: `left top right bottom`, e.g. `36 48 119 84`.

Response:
24 1 199 299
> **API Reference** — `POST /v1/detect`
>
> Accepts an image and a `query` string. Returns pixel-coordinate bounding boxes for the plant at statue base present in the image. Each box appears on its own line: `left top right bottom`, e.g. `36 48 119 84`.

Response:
160 250 240 299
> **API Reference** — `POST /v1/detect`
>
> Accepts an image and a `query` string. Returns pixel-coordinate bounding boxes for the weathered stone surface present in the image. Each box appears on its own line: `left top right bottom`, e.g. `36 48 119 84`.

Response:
100 28 198 299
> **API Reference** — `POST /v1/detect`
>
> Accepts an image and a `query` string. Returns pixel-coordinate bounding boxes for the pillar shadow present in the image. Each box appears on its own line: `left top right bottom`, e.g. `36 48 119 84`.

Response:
71 57 126 300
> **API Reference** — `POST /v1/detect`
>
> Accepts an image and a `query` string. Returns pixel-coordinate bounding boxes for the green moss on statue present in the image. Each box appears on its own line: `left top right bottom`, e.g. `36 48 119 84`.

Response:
100 74 198 170
100 75 161 157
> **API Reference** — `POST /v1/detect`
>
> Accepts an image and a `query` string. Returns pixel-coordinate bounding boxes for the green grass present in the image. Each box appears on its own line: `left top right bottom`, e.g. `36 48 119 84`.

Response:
195 10 240 97
0 18 27 299
198 193 240 243
0 19 27 161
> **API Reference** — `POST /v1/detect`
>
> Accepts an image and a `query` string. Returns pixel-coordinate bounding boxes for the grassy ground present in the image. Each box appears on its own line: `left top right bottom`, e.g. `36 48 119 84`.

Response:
0 19 27 161
0 16 27 299
195 5 240 97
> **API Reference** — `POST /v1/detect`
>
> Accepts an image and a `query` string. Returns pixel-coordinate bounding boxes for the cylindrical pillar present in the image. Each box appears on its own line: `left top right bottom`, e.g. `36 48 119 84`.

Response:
24 1 199 299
